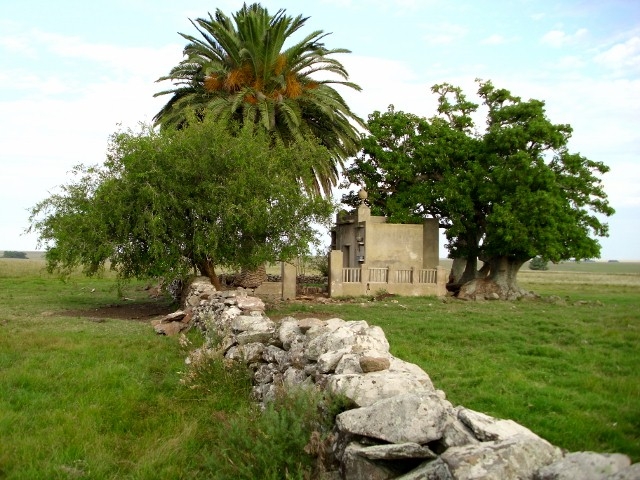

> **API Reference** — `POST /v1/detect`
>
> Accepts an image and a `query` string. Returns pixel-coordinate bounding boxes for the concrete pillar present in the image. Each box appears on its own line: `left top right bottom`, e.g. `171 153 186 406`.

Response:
436 266 448 296
281 261 297 300
423 218 439 268
329 250 343 297
388 265 395 284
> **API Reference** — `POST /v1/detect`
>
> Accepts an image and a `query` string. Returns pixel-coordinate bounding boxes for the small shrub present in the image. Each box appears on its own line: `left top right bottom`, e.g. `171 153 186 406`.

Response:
529 256 549 270
311 252 330 278
178 335 253 411
2 250 27 259
203 388 352 479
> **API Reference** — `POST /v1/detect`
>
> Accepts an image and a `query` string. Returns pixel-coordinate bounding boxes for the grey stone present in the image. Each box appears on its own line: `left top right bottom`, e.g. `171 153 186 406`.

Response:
336 392 450 444
397 458 453 480
605 463 640 480
440 417 479 449
283 367 308 388
353 442 437 461
535 452 631 480
458 407 540 441
236 330 274 345
327 371 436 407
305 318 346 341
342 443 402 480
262 345 288 367
297 317 326 333
317 348 349 373
335 353 363 374
278 317 303 349
254 363 278 384
231 315 274 333
437 433 562 480
226 342 264 363
236 295 265 312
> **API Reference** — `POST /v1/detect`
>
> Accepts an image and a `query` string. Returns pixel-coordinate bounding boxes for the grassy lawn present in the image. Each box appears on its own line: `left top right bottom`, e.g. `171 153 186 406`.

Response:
0 258 335 479
1 256 639 478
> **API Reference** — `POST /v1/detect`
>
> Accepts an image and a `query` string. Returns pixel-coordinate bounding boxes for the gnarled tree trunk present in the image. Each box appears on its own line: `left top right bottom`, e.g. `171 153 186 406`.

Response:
448 257 467 284
458 256 530 300
196 258 222 290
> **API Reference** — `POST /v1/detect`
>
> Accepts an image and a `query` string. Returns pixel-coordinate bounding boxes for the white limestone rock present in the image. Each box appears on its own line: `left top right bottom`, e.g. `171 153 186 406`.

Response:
402 433 561 480
277 317 303 349
305 321 390 361
231 315 274 333
350 442 438 461
317 348 350 373
327 371 436 407
235 295 265 312
342 442 400 480
457 407 540 441
336 392 451 444
335 353 364 375
605 463 640 480
535 452 631 480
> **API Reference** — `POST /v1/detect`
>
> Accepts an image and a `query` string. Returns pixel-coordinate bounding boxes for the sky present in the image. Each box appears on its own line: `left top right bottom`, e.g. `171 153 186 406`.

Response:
1 0 639 260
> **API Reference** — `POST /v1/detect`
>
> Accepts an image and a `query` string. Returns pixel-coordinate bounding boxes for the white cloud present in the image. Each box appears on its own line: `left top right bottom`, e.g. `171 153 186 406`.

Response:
0 35 35 56
2 29 183 82
594 36 640 73
540 28 588 48
554 55 586 70
481 34 506 45
424 23 468 45
338 55 442 119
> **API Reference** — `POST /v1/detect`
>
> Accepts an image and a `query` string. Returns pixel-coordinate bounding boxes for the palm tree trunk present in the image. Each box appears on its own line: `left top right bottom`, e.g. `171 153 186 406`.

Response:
236 264 267 288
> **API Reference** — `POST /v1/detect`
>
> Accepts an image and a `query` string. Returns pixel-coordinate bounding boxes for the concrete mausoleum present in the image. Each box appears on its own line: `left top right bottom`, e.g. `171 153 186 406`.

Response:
329 190 447 297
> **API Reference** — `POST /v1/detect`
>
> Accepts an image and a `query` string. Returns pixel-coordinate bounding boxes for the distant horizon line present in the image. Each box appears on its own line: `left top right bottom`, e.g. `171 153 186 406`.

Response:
2 250 638 263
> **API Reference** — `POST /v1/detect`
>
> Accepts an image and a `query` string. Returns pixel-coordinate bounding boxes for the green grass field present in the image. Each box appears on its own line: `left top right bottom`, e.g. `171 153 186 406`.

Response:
1 256 639 478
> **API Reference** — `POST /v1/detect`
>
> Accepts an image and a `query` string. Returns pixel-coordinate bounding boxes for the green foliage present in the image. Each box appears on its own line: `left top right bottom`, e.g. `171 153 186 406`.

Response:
203 388 345 479
154 3 364 194
1 251 27 259
344 80 614 288
28 115 333 282
178 335 253 409
306 249 330 277
529 256 549 270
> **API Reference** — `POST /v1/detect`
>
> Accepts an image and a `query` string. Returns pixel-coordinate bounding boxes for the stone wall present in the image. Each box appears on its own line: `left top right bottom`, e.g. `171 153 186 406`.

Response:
154 279 639 480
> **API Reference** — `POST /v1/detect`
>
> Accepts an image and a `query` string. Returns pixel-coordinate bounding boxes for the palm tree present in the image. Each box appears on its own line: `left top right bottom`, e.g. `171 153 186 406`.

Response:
154 3 364 195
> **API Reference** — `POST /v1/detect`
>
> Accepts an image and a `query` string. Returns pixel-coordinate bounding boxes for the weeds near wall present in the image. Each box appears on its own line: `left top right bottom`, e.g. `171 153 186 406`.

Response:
200 387 352 479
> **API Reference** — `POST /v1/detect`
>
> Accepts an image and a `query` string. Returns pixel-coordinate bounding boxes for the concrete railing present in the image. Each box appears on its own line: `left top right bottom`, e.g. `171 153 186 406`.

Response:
368 267 389 283
329 251 447 298
342 268 362 283
418 268 437 284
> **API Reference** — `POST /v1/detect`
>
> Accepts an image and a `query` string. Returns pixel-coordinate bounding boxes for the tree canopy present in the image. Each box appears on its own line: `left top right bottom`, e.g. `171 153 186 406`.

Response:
343 80 614 298
28 116 333 289
154 3 364 195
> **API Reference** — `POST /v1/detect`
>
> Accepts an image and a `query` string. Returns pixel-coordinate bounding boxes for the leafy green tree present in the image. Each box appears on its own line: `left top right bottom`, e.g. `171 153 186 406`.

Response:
529 257 549 271
28 116 333 290
154 3 363 195
344 80 614 299
2 251 27 259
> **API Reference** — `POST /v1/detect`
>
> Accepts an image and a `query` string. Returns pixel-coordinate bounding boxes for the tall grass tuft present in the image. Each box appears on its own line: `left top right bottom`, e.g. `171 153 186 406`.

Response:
200 387 349 480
